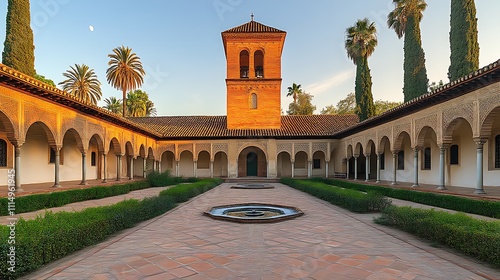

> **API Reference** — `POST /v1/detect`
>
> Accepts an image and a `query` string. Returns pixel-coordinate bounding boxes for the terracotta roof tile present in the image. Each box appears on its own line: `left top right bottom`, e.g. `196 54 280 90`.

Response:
222 20 285 33
129 115 358 139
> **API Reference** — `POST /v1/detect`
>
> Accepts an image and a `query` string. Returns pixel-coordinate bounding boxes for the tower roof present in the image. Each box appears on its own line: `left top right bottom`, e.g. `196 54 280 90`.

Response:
222 20 285 33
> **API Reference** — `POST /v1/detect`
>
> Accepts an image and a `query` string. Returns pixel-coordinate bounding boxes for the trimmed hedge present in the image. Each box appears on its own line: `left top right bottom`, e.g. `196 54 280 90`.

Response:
160 179 223 203
375 206 500 267
281 178 391 213
0 178 222 279
314 178 500 219
146 170 185 187
0 171 191 216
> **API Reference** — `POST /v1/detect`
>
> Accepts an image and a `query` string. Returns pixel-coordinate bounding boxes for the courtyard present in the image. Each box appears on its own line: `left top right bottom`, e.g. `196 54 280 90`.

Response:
24 182 500 279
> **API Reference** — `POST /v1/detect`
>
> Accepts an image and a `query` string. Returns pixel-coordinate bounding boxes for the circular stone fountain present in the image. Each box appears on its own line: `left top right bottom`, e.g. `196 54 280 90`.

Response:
204 203 303 223
230 183 274 189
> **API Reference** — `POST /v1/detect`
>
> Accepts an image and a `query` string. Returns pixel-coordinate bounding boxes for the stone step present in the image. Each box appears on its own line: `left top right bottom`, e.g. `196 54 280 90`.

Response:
224 177 280 183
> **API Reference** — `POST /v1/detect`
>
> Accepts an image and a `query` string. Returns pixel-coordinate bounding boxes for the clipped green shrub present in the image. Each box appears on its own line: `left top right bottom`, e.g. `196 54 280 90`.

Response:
146 170 184 187
160 178 222 203
0 178 222 279
281 178 391 213
0 181 151 216
0 196 176 279
314 178 500 219
375 206 500 267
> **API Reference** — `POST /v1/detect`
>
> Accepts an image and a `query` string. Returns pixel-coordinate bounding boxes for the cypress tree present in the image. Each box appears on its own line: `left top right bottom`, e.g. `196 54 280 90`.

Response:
358 57 375 121
403 15 428 102
354 57 363 117
449 0 479 81
2 0 35 76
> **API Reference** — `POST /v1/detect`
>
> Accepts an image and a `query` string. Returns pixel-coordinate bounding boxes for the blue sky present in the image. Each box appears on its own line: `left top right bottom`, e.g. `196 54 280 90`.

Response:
0 1 499 116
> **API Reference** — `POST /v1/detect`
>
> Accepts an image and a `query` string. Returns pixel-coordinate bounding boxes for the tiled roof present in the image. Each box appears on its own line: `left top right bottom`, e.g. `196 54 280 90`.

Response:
129 115 359 139
222 20 285 33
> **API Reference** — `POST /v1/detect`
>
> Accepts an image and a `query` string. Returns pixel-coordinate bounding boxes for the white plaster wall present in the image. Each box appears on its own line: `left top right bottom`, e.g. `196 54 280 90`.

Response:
379 143 392 181
107 154 117 180
161 152 175 175
60 136 82 182
311 152 325 177
133 157 144 177
447 120 476 188
179 151 194 177
21 128 54 184
213 152 228 177
294 151 308 177
277 152 292 177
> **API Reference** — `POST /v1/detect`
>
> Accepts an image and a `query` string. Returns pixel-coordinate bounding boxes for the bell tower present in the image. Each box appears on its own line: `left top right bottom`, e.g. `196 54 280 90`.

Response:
222 17 286 129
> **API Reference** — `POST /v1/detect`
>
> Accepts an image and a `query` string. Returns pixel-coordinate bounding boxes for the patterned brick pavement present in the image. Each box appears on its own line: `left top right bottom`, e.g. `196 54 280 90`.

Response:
24 183 500 279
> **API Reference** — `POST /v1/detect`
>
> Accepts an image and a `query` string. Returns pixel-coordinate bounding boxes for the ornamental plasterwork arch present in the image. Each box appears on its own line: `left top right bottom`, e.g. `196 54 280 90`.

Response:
346 144 353 158
478 84 500 127
22 105 58 145
0 98 20 140
62 128 85 153
293 143 309 160
414 114 438 145
88 133 105 153
377 127 392 150
0 109 19 143
392 122 412 149
442 102 474 141
378 136 391 154
212 143 228 161
312 142 327 156
85 123 104 149
237 141 269 160
479 106 500 139
415 126 438 149
353 141 363 157
276 142 292 156
442 117 473 144
178 143 194 160
105 131 124 155
365 139 376 156
393 131 411 151
157 143 175 159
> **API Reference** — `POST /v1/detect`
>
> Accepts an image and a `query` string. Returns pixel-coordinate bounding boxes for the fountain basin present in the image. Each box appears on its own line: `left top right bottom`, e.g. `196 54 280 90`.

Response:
231 184 274 189
204 203 303 223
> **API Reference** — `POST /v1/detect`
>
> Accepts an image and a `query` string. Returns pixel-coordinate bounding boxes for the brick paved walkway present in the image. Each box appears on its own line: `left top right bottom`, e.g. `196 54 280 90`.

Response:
24 183 499 279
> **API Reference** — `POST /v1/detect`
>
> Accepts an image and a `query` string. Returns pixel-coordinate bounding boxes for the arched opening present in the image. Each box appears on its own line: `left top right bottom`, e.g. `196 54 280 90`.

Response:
416 126 439 185
108 137 121 180
277 151 292 177
294 151 308 177
379 136 391 181
89 134 104 180
197 151 210 177
238 146 267 177
22 122 57 184
213 152 228 177
250 93 257 109
366 140 377 180
134 144 145 178
239 50 249 78
60 129 84 182
146 147 155 175
445 118 474 187
254 50 264 78
312 151 325 177
161 151 175 175
179 150 194 177
0 111 15 186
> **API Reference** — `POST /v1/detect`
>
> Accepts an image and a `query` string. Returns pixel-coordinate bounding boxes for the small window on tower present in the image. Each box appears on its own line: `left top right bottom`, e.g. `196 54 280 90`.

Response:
250 93 257 109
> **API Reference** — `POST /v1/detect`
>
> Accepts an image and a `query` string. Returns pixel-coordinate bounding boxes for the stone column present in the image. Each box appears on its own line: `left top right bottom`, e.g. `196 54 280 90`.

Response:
291 161 295 178
53 147 61 188
194 161 198 178
102 153 108 183
474 140 486 194
325 161 329 178
14 145 22 192
437 146 447 190
143 157 147 178
80 151 87 185
307 161 312 178
116 154 122 181
346 158 350 179
210 160 214 178
176 161 180 177
391 151 397 185
129 156 134 180
376 153 381 183
353 156 358 180
412 148 419 188
365 155 370 182
158 161 162 173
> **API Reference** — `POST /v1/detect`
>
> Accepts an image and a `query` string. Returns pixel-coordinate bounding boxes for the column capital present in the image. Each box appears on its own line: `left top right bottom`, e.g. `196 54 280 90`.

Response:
473 138 487 147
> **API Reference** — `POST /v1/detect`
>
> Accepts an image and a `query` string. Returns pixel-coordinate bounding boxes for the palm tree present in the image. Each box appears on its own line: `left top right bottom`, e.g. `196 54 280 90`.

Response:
126 89 157 117
387 0 429 102
106 46 145 117
345 18 377 121
103 96 122 114
287 83 302 103
126 90 146 117
59 64 102 105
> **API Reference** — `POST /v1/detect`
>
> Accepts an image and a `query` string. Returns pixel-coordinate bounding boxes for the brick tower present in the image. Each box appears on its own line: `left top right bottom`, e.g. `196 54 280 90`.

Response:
222 17 286 129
